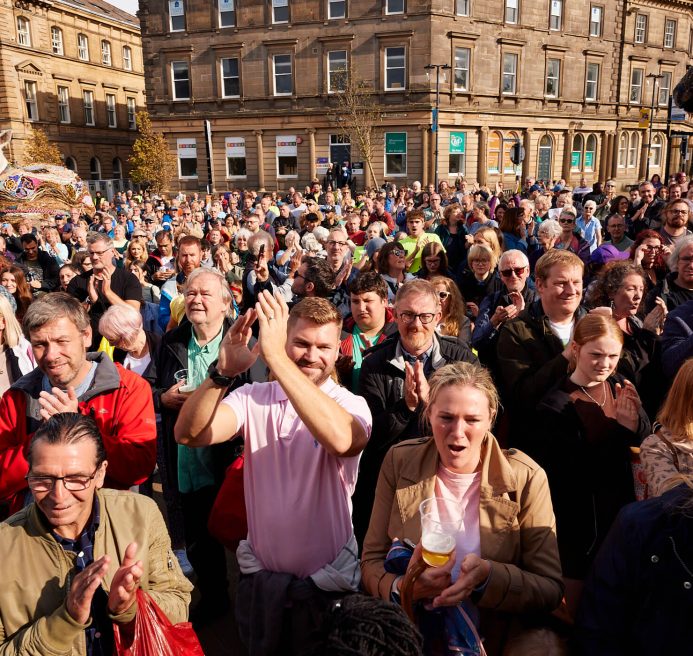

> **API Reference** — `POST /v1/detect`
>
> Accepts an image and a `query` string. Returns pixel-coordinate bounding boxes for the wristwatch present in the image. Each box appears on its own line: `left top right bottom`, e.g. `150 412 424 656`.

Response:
207 361 236 387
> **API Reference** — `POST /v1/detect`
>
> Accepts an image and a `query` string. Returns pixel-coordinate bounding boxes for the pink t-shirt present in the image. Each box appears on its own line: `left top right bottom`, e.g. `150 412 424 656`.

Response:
222 377 372 578
434 466 481 581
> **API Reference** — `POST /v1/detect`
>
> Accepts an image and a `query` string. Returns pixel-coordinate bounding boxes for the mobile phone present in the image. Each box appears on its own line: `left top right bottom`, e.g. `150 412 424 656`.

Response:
258 244 265 258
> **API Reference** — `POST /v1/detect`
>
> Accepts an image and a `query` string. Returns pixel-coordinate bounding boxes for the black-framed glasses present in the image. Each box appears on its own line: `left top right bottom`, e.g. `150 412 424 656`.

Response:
87 247 112 258
327 240 347 247
293 272 306 281
500 266 527 278
398 311 436 324
390 249 406 257
26 467 100 492
559 218 575 224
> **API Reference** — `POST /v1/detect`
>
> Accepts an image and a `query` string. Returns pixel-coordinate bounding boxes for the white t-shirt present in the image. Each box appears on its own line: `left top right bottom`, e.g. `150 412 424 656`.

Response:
548 319 574 346
123 352 151 376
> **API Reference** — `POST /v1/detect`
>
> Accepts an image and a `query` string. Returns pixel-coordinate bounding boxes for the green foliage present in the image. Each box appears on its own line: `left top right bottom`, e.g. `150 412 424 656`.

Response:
128 111 177 194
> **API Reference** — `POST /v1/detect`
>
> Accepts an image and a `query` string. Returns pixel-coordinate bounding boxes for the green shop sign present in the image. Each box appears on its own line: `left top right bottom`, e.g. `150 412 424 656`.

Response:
450 132 466 154
385 132 407 154
571 151 581 168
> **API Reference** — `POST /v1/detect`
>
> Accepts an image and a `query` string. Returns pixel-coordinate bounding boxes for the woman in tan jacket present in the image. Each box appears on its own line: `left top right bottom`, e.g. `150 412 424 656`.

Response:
361 362 564 655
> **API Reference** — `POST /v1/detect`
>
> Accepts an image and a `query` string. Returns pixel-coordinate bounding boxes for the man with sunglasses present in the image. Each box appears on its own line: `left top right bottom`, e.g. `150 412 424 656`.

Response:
353 279 476 547
0 413 190 655
472 250 538 370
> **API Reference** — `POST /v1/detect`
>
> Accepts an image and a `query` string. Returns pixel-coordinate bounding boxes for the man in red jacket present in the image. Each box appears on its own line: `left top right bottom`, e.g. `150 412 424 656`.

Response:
0 293 156 518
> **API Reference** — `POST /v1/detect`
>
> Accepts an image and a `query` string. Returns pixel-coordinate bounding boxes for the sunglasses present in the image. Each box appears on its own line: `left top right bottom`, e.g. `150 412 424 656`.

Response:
438 291 451 300
559 218 575 224
390 249 406 257
500 266 526 278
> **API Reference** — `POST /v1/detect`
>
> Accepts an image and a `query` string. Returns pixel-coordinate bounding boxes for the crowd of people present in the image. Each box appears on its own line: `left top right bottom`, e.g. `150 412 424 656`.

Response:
0 169 692 655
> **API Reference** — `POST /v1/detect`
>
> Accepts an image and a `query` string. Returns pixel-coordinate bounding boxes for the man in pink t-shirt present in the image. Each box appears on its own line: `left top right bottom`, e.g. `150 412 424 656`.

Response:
175 292 372 652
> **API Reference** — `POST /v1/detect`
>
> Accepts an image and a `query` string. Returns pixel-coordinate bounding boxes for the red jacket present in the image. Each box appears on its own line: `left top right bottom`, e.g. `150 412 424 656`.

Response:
0 352 157 516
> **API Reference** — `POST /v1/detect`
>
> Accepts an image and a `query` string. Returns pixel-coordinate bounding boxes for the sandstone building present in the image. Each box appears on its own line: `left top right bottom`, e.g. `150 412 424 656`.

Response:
138 0 693 192
0 0 146 195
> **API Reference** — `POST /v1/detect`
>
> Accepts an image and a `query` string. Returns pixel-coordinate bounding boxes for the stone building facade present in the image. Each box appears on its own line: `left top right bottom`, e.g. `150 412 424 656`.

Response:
138 0 693 193
0 0 146 194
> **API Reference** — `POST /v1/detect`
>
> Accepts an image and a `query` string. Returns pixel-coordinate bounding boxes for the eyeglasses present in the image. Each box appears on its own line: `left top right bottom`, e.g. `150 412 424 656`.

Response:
438 291 451 300
26 467 100 492
606 184 615 188
500 266 527 278
87 247 112 258
327 240 347 247
559 218 575 224
398 311 436 324
390 249 406 257
670 209 689 215
293 272 306 281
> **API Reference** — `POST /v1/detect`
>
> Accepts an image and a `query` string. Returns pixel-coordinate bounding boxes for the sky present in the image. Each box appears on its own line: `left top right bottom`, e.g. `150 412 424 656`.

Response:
109 0 139 16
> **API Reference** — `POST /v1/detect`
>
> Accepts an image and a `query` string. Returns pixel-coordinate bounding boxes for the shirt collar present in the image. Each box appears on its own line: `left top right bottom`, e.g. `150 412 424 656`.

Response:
50 493 101 551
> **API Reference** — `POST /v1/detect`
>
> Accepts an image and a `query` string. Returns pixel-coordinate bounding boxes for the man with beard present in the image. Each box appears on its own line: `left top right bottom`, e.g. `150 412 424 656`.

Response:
658 199 692 247
352 279 476 547
159 236 202 331
175 294 371 653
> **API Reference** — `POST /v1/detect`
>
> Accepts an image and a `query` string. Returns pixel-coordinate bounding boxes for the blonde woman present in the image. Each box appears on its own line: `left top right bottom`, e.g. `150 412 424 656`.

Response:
640 359 693 497
430 275 471 344
458 244 503 318
0 294 35 395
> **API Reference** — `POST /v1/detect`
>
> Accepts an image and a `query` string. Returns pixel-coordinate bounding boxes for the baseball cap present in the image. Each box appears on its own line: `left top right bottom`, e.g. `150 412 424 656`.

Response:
590 244 630 266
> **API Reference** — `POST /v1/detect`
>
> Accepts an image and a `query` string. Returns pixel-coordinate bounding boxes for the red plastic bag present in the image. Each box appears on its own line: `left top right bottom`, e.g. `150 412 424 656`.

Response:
207 453 247 550
113 588 204 656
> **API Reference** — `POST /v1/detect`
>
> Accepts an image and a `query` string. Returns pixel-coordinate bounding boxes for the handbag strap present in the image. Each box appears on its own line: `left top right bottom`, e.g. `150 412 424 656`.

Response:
655 427 680 472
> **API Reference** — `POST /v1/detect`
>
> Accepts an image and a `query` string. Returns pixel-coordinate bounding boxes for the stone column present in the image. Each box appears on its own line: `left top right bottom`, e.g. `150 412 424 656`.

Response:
307 128 316 182
599 132 609 181
562 129 574 181
420 125 429 185
254 130 265 191
611 130 621 180
638 130 648 181
669 137 681 179
522 128 533 182
478 126 488 187
603 133 613 181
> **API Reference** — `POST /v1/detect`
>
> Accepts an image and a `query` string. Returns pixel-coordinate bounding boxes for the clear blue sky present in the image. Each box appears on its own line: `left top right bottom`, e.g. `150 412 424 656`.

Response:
109 0 139 16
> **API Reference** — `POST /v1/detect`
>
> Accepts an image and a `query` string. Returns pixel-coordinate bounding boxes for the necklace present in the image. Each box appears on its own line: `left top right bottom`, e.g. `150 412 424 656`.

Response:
579 381 607 407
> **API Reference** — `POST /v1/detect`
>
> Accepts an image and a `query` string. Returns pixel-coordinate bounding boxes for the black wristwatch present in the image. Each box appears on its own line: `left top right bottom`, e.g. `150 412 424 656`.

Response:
207 361 236 387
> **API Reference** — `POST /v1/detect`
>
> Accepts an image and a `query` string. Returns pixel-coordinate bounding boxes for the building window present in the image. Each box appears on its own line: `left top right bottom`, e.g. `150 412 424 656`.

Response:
327 50 348 93
449 131 466 176
537 134 553 180
328 0 346 19
101 41 112 66
385 132 407 176
106 94 117 127
571 134 584 171
589 6 602 37
58 86 70 123
225 137 247 177
386 0 404 14
169 0 185 31
502 53 517 94
65 157 77 172
454 48 470 91
505 0 518 24
16 17 30 46
545 58 560 97
172 61 191 100
83 90 95 126
658 72 672 106
127 97 136 129
585 134 597 171
272 0 289 23
24 81 38 120
385 47 406 90
90 157 101 180
221 58 240 97
273 54 293 95
618 133 627 167
664 19 676 49
549 0 562 31
651 134 663 167
634 14 647 44
220 0 235 26
455 0 469 16
123 46 132 71
177 139 198 178
585 62 599 101
276 135 298 177
628 131 639 168
78 34 89 60
51 27 64 55
488 131 502 173
630 68 643 103
113 157 123 179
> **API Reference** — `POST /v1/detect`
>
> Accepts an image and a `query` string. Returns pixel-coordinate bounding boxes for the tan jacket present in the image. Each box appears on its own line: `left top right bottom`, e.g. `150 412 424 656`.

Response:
361 435 563 651
0 489 193 655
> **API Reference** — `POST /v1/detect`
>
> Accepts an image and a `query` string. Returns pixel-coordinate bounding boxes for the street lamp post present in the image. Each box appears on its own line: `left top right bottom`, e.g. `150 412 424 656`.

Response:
425 63 450 192
645 73 664 182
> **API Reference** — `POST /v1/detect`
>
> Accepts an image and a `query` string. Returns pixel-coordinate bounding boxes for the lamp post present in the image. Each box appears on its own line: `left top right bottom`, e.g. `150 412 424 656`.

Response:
425 63 450 192
645 73 664 182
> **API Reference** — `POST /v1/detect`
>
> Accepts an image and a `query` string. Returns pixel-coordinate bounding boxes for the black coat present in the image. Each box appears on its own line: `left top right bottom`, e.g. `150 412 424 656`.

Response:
532 374 651 579
16 250 60 292
644 272 693 314
577 484 693 655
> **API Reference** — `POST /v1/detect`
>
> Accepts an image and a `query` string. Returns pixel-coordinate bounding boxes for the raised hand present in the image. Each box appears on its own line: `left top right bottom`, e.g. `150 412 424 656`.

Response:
107 542 143 617
615 380 641 433
255 290 289 367
642 297 667 334
403 362 419 412
38 386 79 420
66 556 111 625
216 309 260 377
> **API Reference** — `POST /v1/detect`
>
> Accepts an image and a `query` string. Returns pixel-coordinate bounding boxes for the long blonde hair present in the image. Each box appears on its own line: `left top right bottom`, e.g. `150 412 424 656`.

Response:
0 295 24 348
658 360 693 442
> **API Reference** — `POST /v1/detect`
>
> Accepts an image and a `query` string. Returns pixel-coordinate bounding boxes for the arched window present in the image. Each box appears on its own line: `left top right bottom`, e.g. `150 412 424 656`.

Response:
16 17 31 46
64 156 77 172
503 131 520 173
537 134 553 181
571 134 584 171
627 131 639 169
112 157 123 179
90 157 101 180
585 134 597 172
618 133 627 168
488 131 502 174
651 133 663 167
51 27 63 55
